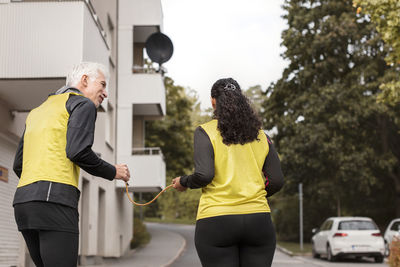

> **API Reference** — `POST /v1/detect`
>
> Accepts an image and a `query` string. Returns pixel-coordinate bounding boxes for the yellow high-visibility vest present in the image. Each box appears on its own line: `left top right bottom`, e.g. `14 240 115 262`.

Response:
197 120 270 220
18 93 80 188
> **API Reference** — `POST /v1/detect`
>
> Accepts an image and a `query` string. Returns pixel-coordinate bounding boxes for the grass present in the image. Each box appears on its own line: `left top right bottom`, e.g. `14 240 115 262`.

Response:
277 241 312 255
144 217 196 225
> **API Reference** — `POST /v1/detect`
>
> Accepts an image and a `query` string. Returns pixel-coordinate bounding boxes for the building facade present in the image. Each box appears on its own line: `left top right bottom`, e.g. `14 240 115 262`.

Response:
0 0 167 266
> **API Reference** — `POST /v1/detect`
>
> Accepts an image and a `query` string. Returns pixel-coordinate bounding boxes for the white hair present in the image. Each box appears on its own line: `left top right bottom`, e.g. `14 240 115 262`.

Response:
66 62 109 87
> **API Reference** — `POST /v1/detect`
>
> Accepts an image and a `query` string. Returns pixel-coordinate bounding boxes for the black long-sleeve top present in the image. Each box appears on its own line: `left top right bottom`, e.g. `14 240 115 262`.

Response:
180 127 284 197
13 87 115 209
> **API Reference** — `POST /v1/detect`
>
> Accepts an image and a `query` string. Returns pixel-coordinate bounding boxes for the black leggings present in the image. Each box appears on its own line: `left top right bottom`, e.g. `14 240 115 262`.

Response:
195 213 276 267
21 229 79 267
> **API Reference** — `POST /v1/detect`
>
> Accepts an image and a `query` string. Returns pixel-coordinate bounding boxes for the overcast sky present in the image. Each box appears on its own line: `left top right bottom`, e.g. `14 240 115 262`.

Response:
159 0 288 109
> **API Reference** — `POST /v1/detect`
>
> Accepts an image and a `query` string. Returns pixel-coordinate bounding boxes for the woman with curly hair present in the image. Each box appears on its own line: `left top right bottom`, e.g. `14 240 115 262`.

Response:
172 78 284 266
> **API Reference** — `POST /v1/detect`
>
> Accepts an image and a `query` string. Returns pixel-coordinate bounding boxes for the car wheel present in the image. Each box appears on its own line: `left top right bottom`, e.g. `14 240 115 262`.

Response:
374 255 384 263
312 242 320 259
385 241 390 257
327 244 336 262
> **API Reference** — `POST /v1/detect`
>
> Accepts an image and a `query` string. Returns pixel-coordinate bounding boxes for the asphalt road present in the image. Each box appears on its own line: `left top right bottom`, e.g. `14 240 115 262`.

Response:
273 250 388 267
153 223 389 267
151 223 202 267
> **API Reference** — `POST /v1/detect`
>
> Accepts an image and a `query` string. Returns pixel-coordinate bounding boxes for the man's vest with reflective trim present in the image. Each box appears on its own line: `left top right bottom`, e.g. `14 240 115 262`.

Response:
18 93 80 188
197 119 270 220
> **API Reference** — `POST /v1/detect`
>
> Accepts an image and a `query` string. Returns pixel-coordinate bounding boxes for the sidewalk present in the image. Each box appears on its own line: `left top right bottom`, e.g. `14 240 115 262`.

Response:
80 222 186 267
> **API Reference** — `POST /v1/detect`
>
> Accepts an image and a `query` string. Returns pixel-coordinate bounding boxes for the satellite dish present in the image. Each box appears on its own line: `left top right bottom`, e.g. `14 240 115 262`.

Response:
145 32 173 65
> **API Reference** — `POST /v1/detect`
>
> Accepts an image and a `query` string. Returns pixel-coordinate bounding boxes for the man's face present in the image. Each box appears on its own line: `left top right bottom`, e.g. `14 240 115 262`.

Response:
84 72 108 107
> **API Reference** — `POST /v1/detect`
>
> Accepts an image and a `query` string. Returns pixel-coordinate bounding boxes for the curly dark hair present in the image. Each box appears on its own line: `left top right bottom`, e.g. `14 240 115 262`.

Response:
211 78 262 145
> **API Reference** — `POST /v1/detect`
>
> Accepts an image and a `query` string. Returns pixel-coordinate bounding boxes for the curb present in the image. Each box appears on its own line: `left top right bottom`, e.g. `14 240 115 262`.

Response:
161 232 187 267
276 245 294 257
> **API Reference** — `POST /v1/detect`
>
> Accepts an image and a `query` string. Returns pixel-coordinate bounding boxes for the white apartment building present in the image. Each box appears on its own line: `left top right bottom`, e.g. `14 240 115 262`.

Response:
0 0 168 266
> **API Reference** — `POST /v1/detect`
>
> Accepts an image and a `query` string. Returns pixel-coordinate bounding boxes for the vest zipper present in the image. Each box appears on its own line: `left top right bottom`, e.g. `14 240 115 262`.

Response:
46 182 52 201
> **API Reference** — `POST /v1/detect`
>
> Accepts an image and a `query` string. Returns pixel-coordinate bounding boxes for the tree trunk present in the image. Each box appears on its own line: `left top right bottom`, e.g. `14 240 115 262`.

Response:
380 115 400 216
392 172 400 217
396 190 400 217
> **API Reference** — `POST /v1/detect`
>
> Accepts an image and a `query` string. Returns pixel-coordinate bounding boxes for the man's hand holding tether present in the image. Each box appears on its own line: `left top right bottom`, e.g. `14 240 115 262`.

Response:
114 164 130 182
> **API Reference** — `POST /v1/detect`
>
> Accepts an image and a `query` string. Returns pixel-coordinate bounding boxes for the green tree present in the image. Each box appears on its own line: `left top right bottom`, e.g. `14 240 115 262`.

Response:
145 77 201 221
263 0 399 240
191 102 213 127
353 0 400 105
146 76 194 178
244 85 265 115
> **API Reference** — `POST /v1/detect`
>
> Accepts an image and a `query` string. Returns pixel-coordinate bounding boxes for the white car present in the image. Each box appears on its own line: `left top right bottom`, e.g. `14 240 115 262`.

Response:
384 218 400 256
311 217 385 263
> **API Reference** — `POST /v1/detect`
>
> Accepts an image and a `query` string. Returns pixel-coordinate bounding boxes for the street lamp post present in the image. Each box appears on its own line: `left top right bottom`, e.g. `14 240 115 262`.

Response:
299 183 303 251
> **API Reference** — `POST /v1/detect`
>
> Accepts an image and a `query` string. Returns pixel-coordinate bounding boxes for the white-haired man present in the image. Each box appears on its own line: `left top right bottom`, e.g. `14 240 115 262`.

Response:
12 62 130 267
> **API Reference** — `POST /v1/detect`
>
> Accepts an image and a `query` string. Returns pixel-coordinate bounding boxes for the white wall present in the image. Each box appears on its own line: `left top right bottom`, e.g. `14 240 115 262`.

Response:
90 112 133 257
82 5 110 112
119 0 163 28
0 2 84 78
0 96 29 266
0 132 21 266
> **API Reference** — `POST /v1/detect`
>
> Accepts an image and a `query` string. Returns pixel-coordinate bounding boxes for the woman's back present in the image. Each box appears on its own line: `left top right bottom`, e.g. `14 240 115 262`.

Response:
197 119 270 220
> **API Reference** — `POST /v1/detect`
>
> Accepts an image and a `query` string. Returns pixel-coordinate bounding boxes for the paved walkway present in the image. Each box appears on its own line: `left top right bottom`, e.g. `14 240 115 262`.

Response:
80 223 186 267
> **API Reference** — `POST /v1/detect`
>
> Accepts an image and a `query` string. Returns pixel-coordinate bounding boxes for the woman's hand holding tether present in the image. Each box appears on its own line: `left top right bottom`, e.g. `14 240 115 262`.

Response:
172 177 187 192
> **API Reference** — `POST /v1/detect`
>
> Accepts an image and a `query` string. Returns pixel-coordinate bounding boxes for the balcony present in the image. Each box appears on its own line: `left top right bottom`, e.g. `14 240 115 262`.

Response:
120 73 166 117
118 0 165 118
0 1 109 111
115 147 166 192
118 73 165 117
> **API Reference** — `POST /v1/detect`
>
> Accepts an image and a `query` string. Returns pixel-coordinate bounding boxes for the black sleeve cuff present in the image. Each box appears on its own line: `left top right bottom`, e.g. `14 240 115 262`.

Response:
180 175 189 187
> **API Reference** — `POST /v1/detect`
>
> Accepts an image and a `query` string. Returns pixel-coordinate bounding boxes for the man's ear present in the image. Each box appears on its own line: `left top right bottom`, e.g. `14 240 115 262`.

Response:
80 75 88 87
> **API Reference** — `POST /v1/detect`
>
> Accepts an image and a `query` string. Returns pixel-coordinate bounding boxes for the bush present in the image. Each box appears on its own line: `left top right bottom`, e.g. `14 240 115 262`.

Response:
270 194 299 242
130 216 151 249
389 236 400 267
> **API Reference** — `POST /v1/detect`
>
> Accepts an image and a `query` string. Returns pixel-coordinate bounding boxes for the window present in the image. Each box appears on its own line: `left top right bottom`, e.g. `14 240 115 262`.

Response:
391 221 400 231
107 14 116 63
338 220 377 230
320 220 333 231
320 220 332 231
132 26 158 73
319 221 327 230
133 42 145 73
105 103 114 148
325 220 333 230
132 117 144 149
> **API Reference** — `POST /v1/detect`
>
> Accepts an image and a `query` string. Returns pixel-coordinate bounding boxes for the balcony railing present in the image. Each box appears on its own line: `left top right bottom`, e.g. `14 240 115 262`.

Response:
116 147 166 192
132 147 163 156
132 65 158 74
